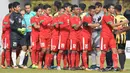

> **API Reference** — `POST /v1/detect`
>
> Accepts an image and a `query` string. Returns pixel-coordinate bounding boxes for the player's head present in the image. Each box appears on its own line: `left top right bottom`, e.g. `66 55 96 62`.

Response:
54 1 62 11
115 4 122 13
88 5 95 16
20 9 25 17
79 3 86 12
43 4 51 14
103 5 107 14
106 4 115 14
38 3 44 10
71 4 80 15
63 2 72 12
13 2 21 12
95 2 102 14
59 7 65 15
34 6 42 16
24 3 31 13
8 3 14 12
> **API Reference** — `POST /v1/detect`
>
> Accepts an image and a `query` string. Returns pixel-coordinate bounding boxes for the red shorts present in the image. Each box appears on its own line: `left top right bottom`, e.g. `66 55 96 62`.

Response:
70 38 78 51
80 36 92 51
51 36 59 52
100 36 116 51
58 35 69 50
40 37 51 49
2 36 10 50
31 33 40 51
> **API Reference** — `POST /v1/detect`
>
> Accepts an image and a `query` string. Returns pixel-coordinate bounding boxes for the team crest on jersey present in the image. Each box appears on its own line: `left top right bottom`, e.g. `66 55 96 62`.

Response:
52 45 56 49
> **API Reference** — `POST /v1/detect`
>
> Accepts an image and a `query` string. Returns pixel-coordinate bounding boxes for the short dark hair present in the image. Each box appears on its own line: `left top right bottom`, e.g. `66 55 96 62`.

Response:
103 5 107 9
106 4 114 11
54 1 61 11
79 3 86 11
24 3 32 7
63 2 72 8
88 5 95 10
34 6 41 12
13 2 20 8
71 4 78 11
115 4 122 12
8 3 13 9
38 3 44 9
43 4 51 10
95 2 102 7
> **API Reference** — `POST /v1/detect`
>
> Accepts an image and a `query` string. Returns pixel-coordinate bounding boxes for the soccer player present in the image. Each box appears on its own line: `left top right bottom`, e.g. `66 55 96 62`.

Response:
56 2 72 70
79 3 87 20
91 2 104 70
1 3 14 68
114 4 129 71
69 4 81 70
10 2 26 69
81 5 99 71
39 4 53 69
22 3 36 67
31 6 41 69
53 1 62 16
100 4 127 72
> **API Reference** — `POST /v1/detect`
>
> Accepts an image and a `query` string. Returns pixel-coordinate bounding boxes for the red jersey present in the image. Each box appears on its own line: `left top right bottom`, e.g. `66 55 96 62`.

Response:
70 15 82 39
31 16 40 34
59 13 71 35
39 14 53 38
82 14 93 37
2 13 10 38
51 16 60 37
101 14 114 37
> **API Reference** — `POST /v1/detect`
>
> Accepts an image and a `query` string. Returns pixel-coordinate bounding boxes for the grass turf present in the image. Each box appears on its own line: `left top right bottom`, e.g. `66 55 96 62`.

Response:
0 59 130 73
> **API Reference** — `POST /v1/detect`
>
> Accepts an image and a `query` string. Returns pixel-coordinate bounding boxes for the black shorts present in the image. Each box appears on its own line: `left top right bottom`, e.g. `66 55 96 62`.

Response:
10 32 26 49
25 32 31 46
117 43 126 50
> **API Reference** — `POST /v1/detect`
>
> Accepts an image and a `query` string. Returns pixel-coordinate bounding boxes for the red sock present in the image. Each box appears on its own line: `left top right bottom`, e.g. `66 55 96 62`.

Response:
63 54 68 68
45 53 50 67
1 51 5 65
5 50 11 66
49 54 54 67
39 52 44 64
36 51 39 64
76 52 80 67
71 52 76 68
100 53 105 69
57 52 62 66
82 52 88 68
112 53 118 68
31 50 36 64
68 52 71 68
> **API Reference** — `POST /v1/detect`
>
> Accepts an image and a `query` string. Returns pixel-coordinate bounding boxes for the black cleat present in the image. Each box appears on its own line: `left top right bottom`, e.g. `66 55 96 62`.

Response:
113 67 121 72
105 66 114 71
100 68 107 72
75 67 81 70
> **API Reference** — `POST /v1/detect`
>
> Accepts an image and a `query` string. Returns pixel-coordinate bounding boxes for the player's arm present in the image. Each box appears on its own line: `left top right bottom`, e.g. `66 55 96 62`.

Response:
31 17 40 29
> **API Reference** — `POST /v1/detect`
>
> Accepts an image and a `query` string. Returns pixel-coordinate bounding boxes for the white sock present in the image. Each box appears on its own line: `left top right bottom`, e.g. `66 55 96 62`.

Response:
11 50 17 66
91 51 96 65
19 50 26 65
96 51 101 67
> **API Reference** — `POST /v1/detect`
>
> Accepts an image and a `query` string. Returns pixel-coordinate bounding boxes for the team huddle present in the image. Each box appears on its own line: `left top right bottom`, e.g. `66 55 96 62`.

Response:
1 1 130 72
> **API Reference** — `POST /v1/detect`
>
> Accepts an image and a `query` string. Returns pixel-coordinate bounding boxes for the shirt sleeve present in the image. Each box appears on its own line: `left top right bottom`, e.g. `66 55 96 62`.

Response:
10 13 18 31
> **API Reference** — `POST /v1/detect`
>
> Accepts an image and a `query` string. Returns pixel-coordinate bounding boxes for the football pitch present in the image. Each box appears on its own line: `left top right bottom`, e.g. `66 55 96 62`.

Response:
0 59 130 73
